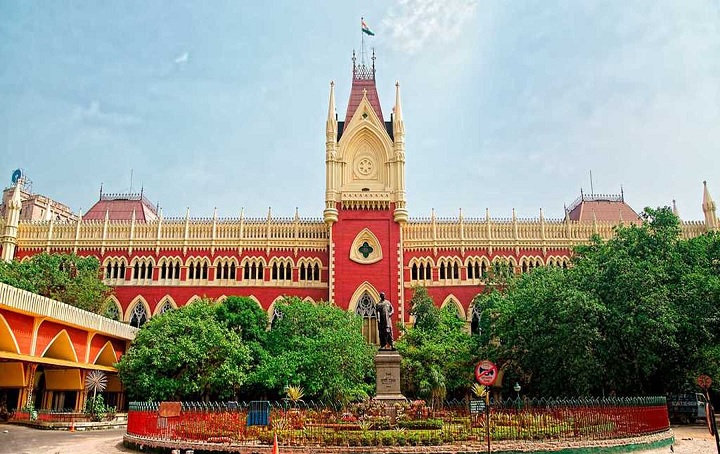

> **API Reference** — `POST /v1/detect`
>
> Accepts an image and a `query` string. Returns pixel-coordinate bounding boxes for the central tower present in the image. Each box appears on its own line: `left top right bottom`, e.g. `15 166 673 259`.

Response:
324 51 407 341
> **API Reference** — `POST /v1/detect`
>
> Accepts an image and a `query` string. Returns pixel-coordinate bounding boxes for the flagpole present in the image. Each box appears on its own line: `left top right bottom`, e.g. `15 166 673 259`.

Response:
361 17 365 66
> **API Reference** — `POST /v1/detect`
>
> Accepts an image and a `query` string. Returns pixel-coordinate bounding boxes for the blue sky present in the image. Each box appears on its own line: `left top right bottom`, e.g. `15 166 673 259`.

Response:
1 1 718 221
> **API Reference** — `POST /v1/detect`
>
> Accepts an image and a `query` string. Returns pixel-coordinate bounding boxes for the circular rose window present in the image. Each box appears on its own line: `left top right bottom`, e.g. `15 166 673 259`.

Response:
356 157 374 177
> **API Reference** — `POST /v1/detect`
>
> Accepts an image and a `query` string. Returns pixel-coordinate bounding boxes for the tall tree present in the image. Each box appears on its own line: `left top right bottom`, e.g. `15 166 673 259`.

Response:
485 207 720 396
0 253 112 314
215 296 270 398
398 287 474 405
488 267 607 396
117 299 251 401
253 297 375 402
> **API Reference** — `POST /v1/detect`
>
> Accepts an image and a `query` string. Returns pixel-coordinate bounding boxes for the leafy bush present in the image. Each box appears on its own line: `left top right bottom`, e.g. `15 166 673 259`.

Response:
396 418 443 430
84 395 115 422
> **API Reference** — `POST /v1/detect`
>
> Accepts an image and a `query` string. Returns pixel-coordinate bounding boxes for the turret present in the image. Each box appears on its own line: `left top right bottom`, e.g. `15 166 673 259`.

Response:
392 81 408 223
703 181 717 231
323 81 339 225
1 182 23 262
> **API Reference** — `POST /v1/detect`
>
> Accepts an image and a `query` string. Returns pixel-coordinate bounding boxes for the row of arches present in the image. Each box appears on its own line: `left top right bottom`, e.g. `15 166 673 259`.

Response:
102 256 324 284
104 294 319 328
0 314 120 366
409 255 571 283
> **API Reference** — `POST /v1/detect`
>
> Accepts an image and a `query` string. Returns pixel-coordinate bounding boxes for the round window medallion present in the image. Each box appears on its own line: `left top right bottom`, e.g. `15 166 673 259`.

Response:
356 157 374 177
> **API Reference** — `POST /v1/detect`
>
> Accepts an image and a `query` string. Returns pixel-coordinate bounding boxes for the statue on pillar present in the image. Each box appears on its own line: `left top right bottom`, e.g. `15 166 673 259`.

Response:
376 292 394 350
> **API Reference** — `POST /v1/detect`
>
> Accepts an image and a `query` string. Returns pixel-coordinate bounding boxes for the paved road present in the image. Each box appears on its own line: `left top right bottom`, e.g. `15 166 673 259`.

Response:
0 425 130 454
640 423 718 454
0 422 717 454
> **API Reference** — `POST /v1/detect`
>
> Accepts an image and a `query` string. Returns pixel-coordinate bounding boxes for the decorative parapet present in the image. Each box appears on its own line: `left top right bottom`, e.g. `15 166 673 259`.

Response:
100 192 158 215
16 217 329 253
566 193 624 214
0 282 137 340
680 220 708 239
403 217 707 251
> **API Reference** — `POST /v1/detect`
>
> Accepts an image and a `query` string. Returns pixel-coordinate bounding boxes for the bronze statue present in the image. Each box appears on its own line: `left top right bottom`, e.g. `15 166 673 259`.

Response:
376 292 394 350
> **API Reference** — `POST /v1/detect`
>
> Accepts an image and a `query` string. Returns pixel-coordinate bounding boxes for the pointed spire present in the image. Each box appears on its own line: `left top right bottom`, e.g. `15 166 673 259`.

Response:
512 208 517 222
104 209 110 222
239 207 245 220
672 199 679 218
327 81 336 121
10 181 22 209
213 207 218 220
485 207 490 221
394 81 403 122
703 181 718 230
294 207 300 221
267 206 272 220
431 208 436 222
44 203 53 222
458 207 463 221
185 207 190 219
703 181 714 207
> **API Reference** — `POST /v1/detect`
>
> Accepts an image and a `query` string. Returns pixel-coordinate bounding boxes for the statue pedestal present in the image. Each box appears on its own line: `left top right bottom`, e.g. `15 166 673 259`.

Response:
374 350 406 403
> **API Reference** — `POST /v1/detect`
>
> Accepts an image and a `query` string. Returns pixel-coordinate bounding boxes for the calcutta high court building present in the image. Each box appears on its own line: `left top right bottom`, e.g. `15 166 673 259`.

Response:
1 52 718 345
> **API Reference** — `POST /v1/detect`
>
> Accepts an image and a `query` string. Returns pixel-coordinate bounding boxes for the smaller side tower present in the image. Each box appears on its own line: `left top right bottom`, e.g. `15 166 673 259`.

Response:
703 181 717 231
1 182 22 262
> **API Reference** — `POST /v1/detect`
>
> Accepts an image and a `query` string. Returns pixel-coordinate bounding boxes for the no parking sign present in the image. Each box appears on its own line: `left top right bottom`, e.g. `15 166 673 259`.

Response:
475 360 498 386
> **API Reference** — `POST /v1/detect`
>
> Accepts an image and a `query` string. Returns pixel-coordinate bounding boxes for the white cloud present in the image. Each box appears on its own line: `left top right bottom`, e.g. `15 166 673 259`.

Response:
381 0 477 54
174 51 189 64
73 101 140 127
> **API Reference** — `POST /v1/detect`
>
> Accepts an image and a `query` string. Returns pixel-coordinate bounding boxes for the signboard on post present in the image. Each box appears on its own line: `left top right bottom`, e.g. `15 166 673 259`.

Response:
469 399 486 414
475 360 498 386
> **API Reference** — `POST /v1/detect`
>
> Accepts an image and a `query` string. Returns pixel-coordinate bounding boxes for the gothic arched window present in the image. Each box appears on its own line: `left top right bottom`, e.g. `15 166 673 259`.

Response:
471 304 483 336
158 300 174 315
129 303 149 328
355 292 378 345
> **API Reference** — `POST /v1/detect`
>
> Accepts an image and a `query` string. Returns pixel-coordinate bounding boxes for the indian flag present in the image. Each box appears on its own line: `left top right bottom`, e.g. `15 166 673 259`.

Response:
361 19 375 36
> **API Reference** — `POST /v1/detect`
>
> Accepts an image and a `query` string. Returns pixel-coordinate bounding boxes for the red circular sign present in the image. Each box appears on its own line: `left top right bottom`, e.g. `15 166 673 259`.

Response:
697 374 712 390
475 360 498 386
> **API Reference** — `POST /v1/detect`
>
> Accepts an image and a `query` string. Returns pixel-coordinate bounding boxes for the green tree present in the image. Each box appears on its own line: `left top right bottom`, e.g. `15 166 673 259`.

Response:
253 297 375 402
408 286 440 331
487 207 720 396
215 296 270 398
216 296 268 343
398 287 474 405
0 253 112 314
489 267 607 396
117 299 251 401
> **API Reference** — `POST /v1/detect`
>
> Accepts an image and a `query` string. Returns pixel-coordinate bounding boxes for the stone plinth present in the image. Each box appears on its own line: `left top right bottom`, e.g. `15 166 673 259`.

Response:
374 350 406 403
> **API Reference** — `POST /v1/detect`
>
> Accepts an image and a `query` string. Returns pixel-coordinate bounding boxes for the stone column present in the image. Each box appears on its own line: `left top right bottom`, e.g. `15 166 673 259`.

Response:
373 350 406 403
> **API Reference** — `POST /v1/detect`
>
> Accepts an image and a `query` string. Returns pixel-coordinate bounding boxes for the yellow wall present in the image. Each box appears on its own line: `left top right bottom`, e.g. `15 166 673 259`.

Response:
44 368 82 391
0 362 25 387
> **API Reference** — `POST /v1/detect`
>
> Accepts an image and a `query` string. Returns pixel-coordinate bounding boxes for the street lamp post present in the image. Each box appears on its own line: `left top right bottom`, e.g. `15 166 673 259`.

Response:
513 382 521 410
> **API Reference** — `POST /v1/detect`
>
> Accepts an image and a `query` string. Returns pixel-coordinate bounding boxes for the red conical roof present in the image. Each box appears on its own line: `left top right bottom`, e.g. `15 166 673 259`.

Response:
345 58 384 124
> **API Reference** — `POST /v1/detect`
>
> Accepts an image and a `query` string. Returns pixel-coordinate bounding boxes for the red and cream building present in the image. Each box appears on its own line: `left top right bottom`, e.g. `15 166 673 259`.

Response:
0 55 717 343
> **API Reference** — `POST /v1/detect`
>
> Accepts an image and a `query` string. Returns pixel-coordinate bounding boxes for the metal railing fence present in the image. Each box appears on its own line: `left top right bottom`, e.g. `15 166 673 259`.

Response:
126 397 669 447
